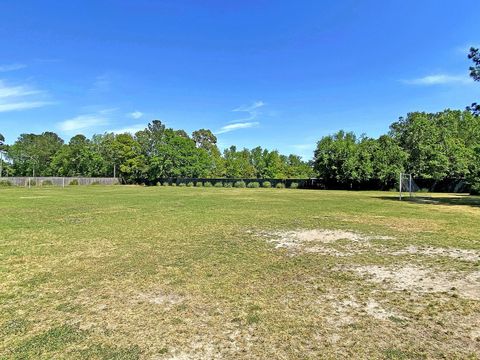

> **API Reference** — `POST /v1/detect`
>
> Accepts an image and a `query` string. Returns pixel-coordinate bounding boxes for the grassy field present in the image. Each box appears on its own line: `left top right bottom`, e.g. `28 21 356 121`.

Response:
1 186 479 359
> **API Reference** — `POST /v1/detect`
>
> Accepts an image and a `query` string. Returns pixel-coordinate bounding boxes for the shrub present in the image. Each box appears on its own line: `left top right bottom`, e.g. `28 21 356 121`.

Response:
276 183 286 189
195 182 203 187
247 181 260 188
42 180 54 186
91 181 101 186
289 182 299 189
69 179 79 186
234 180 246 188
178 182 186 187
156 182 162 186
262 181 271 188
29 180 37 186
162 181 169 186
186 181 194 187
171 182 177 187
214 182 223 188
223 182 233 188
0 180 12 187
471 183 480 195
204 181 213 187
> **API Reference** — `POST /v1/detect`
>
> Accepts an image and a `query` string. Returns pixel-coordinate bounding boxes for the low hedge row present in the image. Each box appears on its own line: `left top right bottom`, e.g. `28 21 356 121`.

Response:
156 181 300 189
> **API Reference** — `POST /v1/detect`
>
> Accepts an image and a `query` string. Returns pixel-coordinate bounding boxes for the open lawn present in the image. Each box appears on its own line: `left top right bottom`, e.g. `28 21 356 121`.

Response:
1 186 479 359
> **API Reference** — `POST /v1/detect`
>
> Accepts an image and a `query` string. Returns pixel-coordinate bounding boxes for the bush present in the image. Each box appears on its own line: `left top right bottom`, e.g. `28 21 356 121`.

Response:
69 179 79 186
162 182 169 186
234 180 246 188
186 181 194 187
214 182 223 188
156 182 162 186
91 181 101 186
247 181 260 188
42 180 54 186
262 181 271 188
171 182 177 187
223 182 233 188
471 183 480 195
289 182 299 189
0 180 12 187
204 181 213 187
29 180 37 186
178 182 186 187
195 182 203 187
276 183 286 189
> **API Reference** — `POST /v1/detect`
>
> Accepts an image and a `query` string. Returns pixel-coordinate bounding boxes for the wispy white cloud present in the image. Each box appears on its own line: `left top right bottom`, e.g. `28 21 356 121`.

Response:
0 79 51 113
110 123 146 134
231 100 265 123
0 63 27 72
58 109 113 132
216 100 265 134
0 101 51 112
216 121 259 134
233 100 265 113
90 74 111 93
402 74 472 85
128 111 143 119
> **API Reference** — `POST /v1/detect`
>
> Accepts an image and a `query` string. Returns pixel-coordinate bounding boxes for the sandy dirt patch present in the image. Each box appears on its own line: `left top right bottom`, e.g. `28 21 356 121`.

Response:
391 245 480 262
351 265 480 300
253 229 393 255
329 295 405 323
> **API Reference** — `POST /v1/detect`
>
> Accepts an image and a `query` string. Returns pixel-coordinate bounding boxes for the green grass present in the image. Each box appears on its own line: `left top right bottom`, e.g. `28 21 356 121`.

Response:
0 186 479 359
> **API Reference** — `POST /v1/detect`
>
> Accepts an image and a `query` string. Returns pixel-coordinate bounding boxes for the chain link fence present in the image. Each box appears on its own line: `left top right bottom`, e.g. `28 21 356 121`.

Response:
0 177 119 187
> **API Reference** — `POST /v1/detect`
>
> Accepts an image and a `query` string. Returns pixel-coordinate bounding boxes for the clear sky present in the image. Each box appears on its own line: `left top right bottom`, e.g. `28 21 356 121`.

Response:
1 1 479 159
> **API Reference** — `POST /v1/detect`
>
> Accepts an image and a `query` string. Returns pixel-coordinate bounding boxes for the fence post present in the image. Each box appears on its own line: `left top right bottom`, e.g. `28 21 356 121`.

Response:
399 173 402 201
409 174 412 197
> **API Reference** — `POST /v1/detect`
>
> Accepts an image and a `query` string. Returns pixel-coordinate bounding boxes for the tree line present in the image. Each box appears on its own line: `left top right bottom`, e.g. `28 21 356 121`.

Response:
314 109 480 190
0 122 314 183
313 47 480 192
1 47 479 192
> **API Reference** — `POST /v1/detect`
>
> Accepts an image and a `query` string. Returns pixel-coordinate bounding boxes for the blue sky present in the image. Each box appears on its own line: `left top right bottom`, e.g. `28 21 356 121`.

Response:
0 1 479 159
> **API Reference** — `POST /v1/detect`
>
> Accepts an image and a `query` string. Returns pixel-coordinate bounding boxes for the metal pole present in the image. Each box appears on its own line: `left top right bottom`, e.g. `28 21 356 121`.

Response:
399 173 402 201
0 151 3 177
409 174 412 198
62 177 65 188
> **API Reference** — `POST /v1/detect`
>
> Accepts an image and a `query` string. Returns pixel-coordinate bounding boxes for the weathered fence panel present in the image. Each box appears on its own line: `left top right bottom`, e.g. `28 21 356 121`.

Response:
0 177 119 187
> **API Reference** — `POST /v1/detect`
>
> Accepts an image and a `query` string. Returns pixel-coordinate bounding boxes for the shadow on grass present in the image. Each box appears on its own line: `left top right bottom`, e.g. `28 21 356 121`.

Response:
375 194 480 208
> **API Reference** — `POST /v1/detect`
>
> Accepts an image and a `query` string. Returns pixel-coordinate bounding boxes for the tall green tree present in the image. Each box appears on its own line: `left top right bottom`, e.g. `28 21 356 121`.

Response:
314 131 365 188
8 132 63 176
467 47 480 116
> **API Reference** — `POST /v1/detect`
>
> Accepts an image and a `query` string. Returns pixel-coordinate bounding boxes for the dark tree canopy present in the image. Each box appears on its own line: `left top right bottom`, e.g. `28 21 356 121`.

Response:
467 47 480 116
4 122 312 182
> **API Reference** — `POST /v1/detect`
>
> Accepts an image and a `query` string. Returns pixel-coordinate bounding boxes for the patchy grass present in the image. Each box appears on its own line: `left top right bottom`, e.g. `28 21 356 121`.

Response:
0 186 479 359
